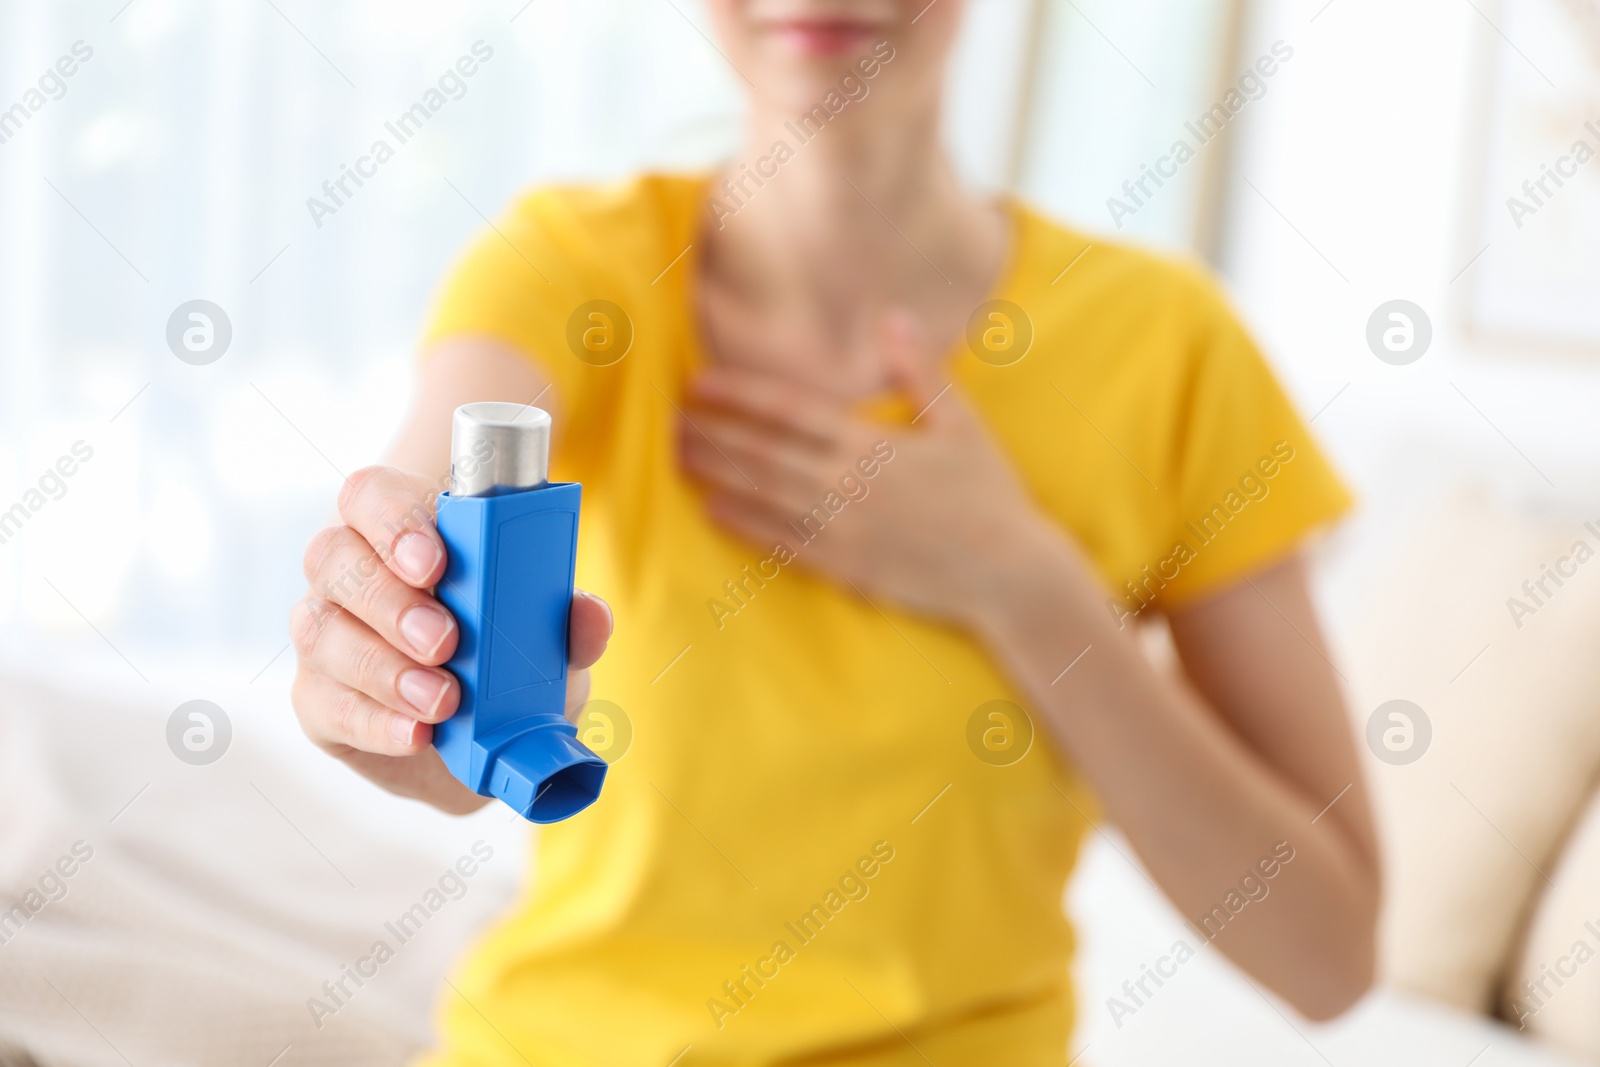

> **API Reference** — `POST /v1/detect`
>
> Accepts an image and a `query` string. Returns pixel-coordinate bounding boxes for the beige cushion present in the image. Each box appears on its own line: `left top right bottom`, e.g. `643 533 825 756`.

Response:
1341 492 1600 1013
1503 784 1600 1057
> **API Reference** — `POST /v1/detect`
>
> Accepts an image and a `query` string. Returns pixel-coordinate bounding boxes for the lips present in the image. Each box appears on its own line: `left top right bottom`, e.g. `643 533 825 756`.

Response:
766 18 880 56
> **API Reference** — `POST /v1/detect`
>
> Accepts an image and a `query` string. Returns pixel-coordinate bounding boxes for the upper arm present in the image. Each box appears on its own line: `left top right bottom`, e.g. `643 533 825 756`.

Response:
383 339 559 483
1165 553 1379 870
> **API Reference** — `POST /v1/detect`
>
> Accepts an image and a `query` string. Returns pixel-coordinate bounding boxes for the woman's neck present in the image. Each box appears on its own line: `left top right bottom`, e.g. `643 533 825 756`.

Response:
704 101 1003 316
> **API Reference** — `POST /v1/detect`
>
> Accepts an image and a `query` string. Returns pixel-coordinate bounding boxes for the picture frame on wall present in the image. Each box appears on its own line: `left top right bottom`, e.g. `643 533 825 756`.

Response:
1460 0 1600 353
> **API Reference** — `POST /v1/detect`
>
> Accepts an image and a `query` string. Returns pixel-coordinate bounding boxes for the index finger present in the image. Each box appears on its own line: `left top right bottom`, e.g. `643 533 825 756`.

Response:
688 366 848 446
337 465 447 588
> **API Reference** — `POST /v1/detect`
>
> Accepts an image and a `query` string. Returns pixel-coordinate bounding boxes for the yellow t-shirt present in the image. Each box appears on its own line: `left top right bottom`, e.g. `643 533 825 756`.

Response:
416 174 1351 1066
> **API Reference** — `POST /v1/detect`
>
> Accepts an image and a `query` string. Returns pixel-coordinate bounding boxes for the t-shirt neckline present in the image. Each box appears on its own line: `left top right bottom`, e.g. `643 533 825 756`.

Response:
672 172 1029 396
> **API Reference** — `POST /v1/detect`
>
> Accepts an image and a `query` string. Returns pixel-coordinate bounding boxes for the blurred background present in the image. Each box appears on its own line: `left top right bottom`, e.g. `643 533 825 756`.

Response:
2 0 1599 1064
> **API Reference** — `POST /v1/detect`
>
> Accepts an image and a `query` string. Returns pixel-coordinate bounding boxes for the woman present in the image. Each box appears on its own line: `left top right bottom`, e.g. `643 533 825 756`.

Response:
289 2 1379 1063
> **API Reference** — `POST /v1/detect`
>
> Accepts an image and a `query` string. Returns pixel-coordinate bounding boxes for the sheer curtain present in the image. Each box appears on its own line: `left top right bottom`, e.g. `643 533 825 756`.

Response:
0 0 1235 679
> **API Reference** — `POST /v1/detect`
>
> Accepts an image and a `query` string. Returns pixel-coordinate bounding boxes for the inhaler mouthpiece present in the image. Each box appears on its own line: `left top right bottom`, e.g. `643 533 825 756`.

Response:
450 402 551 498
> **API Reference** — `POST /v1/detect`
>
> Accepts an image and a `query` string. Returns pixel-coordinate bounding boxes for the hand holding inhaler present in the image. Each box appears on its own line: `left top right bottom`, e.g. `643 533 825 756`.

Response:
288 404 609 820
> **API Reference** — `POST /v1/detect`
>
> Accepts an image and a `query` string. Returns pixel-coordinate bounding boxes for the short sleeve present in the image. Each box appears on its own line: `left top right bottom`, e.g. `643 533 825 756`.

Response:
1155 274 1353 607
421 190 604 426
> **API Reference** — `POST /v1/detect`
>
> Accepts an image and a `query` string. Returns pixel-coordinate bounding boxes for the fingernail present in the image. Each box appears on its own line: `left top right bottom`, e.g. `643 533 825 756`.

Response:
393 532 442 584
398 669 450 719
400 603 454 659
390 715 417 746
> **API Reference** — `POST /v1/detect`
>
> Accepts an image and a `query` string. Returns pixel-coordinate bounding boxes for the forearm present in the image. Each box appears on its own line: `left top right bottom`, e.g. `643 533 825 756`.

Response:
386 340 556 482
972 520 1377 1017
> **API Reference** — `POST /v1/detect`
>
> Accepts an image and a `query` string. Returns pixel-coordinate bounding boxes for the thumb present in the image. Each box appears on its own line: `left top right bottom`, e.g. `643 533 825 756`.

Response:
880 308 962 430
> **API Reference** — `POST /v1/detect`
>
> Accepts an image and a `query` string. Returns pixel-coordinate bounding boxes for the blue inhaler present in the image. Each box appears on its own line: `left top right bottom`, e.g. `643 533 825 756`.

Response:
432 402 606 823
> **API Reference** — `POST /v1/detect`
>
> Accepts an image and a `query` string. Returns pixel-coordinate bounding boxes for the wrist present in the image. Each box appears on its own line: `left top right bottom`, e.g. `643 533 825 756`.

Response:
967 510 1086 640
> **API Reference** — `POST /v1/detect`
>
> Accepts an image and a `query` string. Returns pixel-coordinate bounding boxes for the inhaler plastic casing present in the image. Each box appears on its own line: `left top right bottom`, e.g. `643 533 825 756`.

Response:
432 402 607 823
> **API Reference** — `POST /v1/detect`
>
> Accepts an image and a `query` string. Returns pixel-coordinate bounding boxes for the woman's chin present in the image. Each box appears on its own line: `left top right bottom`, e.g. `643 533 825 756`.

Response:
749 62 883 114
